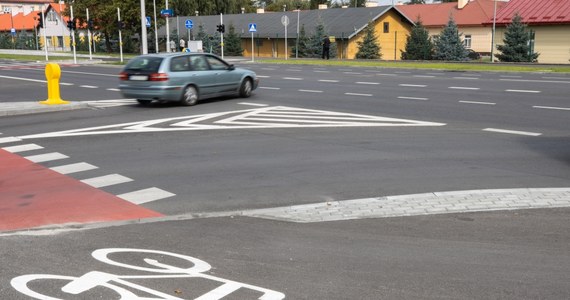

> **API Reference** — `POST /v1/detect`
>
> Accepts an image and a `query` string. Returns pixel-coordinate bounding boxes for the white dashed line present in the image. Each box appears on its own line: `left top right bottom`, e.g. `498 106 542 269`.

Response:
259 87 280 90
501 79 570 84
118 187 176 205
60 82 74 86
81 174 133 188
283 77 303 80
24 152 69 163
453 77 479 80
2 143 44 153
318 79 339 83
500 75 522 78
343 72 362 75
299 89 323 93
413 75 435 78
345 93 373 97
286 69 302 72
80 85 98 89
398 96 429 101
505 89 541 93
256 75 270 78
51 162 98 174
239 102 269 107
483 128 542 136
313 70 330 73
356 82 380 85
376 73 397 76
399 84 427 87
395 71 411 74
106 88 120 92
427 72 444 75
0 137 22 144
459 100 496 105
542 76 570 80
449 86 480 90
533 105 570 111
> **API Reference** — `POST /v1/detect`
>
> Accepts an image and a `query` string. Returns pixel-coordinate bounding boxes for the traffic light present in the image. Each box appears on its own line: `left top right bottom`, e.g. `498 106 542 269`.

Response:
88 20 94 30
37 12 44 28
216 24 225 33
117 20 124 30
67 19 76 30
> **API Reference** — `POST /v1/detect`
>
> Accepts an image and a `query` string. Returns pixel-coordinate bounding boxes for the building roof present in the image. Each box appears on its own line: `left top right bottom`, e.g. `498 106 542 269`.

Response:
0 0 51 3
489 0 570 25
397 0 506 27
165 6 414 39
0 10 39 31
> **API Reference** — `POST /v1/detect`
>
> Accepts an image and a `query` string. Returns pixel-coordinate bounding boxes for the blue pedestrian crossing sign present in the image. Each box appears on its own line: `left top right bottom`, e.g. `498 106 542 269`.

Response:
248 23 257 32
146 16 151 27
185 19 193 29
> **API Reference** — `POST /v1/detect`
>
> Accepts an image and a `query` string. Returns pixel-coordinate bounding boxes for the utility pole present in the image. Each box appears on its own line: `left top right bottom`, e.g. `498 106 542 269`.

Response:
490 0 497 63
140 0 148 54
166 0 170 52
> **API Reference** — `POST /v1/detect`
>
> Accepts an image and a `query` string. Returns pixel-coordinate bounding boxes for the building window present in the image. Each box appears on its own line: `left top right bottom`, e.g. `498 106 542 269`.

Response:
464 35 472 49
383 22 389 33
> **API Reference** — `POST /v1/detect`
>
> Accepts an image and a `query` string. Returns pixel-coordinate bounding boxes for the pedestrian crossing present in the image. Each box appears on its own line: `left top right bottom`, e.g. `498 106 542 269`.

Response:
82 99 138 108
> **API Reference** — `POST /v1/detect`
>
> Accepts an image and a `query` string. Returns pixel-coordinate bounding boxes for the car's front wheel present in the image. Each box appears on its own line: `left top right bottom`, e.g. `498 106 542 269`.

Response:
137 99 152 106
180 85 198 106
239 78 252 98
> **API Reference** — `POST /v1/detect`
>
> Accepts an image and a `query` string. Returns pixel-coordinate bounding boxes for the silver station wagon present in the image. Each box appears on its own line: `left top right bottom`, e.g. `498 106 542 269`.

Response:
119 53 259 106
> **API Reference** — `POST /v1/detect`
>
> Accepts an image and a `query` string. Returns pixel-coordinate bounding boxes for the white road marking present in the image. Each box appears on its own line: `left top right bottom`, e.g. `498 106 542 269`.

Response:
106 88 120 92
399 84 427 87
376 73 397 76
313 70 331 73
283 77 303 80
2 143 44 153
449 86 480 90
542 76 570 80
0 75 45 83
398 96 429 101
118 187 176 204
505 89 541 93
24 152 69 163
81 174 133 188
259 87 280 90
501 78 570 84
533 105 570 111
19 106 445 138
238 102 268 107
356 82 380 85
459 100 496 105
427 72 444 75
500 75 522 78
338 69 352 71
298 89 323 93
413 75 435 78
343 72 362 75
60 82 74 86
345 92 373 97
453 77 479 80
286 69 302 72
0 137 22 144
61 70 118 77
80 85 98 89
256 75 270 78
50 162 98 174
483 128 542 136
318 79 339 83
395 71 411 74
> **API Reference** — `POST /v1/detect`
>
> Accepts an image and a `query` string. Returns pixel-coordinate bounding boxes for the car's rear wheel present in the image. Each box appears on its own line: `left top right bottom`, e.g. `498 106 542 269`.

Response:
137 99 152 105
181 85 198 106
239 78 252 98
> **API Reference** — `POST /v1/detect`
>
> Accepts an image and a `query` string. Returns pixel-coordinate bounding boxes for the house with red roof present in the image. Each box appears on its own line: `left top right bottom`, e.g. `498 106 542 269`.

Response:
483 0 570 64
397 0 508 56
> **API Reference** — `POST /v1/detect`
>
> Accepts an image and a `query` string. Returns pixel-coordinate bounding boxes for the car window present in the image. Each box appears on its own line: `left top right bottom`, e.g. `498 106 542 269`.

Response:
125 57 163 72
205 56 229 71
190 56 210 71
170 56 191 72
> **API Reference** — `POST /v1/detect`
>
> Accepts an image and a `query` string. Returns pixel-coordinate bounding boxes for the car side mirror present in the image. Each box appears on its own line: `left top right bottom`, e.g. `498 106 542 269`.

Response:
228 64 235 71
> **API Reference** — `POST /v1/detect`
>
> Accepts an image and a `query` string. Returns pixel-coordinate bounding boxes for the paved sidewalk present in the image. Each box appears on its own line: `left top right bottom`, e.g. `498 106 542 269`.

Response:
237 188 570 223
0 102 89 117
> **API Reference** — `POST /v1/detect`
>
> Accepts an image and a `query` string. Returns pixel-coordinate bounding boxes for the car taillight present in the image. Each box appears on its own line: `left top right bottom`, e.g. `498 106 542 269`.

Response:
119 71 129 81
149 73 169 81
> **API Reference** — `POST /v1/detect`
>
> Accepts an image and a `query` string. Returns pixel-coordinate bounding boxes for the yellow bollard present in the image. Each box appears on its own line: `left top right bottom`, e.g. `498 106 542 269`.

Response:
40 63 69 105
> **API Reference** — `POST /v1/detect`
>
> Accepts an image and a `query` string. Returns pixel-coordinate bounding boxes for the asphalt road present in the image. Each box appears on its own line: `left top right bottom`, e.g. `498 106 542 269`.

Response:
1 59 569 299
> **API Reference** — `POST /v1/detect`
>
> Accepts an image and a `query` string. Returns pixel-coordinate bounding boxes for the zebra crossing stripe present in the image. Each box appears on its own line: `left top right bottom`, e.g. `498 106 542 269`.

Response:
118 188 176 205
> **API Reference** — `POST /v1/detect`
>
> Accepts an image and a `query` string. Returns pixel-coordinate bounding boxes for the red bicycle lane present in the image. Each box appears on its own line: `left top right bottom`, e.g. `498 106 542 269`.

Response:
0 149 163 232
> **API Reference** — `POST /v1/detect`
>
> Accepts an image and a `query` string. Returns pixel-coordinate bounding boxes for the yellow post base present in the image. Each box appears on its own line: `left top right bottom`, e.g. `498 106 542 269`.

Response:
39 63 70 105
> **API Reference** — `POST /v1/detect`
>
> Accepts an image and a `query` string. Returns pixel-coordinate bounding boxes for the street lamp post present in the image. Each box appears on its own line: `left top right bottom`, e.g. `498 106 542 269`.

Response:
140 0 148 54
490 0 497 63
296 5 300 59
153 0 158 53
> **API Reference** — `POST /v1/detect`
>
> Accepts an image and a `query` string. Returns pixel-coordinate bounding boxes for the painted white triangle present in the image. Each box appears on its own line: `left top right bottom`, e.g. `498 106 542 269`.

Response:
19 106 445 139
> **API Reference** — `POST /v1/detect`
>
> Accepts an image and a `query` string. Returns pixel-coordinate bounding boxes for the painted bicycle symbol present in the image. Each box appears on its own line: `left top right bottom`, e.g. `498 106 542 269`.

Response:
11 248 285 300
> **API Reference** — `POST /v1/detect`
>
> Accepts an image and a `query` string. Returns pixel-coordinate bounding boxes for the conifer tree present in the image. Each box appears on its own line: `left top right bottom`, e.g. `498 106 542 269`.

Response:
496 13 539 62
291 24 310 58
355 21 381 59
307 19 336 59
433 15 468 61
401 19 433 60
224 23 243 56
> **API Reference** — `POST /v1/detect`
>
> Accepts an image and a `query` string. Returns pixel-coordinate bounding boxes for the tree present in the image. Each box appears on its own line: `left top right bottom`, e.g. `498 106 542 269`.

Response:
401 19 433 60
224 23 243 56
433 15 467 61
307 19 336 59
496 13 539 62
290 24 310 58
406 0 425 4
355 21 381 59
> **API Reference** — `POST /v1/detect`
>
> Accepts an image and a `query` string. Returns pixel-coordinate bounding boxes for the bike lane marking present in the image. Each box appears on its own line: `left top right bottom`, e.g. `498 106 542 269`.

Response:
0 149 163 231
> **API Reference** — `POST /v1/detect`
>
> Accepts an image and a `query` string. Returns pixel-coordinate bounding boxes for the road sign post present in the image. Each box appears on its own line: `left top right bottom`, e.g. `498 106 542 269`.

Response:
185 19 193 42
249 23 257 62
281 16 289 60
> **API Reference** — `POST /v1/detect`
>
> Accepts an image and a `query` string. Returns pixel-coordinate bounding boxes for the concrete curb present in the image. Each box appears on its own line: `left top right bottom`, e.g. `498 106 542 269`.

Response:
0 102 89 117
